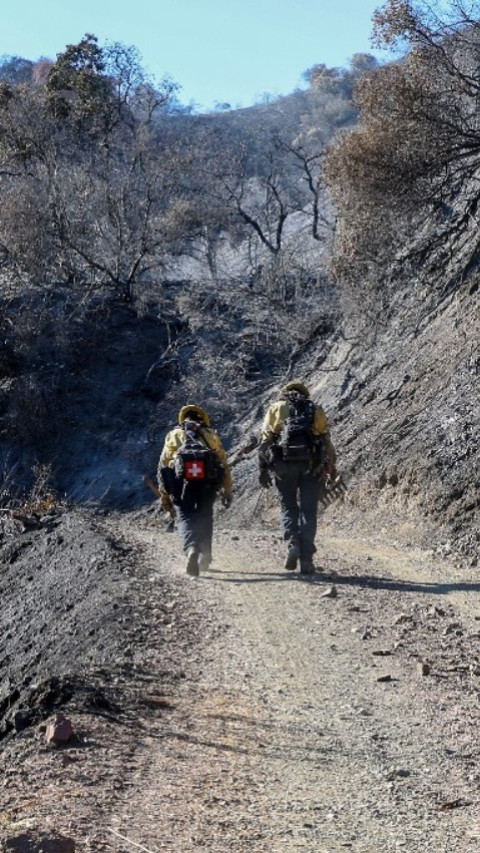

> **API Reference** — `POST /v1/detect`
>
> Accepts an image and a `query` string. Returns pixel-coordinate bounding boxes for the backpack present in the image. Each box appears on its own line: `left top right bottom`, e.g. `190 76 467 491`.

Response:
278 391 317 462
174 421 224 491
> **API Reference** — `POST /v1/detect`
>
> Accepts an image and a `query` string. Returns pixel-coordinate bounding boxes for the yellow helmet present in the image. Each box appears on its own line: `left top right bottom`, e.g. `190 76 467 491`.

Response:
178 404 211 426
281 380 310 397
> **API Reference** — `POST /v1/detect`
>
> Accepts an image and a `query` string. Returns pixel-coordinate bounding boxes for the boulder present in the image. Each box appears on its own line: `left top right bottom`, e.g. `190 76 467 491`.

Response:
45 715 74 746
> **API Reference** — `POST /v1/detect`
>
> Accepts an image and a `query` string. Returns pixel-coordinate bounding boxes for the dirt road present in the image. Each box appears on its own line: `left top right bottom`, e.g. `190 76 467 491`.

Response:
1 508 479 852
101 514 480 853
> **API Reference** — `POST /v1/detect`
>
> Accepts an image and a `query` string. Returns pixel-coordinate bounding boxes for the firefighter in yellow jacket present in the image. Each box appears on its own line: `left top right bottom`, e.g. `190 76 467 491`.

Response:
158 404 232 577
258 381 336 574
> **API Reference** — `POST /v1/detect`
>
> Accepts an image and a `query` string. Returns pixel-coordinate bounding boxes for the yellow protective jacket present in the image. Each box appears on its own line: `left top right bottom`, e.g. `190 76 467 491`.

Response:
260 400 337 470
159 425 233 494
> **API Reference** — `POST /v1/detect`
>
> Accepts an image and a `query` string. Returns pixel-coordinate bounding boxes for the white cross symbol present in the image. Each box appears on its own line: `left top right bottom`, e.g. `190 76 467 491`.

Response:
188 462 204 478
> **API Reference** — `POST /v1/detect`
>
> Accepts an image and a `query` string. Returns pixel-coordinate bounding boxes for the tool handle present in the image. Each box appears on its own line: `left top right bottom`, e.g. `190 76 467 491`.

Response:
144 474 164 500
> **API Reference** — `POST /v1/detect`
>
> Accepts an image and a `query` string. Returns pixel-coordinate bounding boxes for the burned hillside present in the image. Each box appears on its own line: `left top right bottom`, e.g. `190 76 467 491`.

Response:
0 13 478 563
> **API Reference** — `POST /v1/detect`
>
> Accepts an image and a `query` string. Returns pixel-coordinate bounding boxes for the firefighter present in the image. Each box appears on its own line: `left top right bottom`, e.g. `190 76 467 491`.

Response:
158 405 232 577
258 381 336 574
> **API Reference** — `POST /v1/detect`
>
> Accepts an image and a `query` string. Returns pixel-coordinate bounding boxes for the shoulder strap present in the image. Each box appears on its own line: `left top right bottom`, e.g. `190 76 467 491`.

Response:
198 427 219 452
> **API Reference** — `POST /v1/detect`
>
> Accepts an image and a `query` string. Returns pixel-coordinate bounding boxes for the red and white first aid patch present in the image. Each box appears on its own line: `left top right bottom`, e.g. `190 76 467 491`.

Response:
185 460 206 480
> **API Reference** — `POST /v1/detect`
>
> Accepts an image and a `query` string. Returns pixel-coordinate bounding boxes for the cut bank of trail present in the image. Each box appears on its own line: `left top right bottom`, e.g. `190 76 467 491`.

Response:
1 508 479 852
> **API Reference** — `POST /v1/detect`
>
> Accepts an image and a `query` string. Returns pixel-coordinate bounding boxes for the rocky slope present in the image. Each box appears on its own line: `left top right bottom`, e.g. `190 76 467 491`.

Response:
232 275 478 569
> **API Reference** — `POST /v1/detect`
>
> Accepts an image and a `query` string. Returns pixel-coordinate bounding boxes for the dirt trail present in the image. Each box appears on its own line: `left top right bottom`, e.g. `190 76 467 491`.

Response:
1 506 478 852
101 515 480 853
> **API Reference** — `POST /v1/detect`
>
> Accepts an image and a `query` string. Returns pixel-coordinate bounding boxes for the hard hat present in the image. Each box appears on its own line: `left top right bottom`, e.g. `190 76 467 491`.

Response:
281 381 310 397
178 404 211 426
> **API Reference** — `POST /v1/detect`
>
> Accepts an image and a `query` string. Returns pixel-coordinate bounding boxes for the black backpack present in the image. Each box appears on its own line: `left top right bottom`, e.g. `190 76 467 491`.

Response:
174 421 224 490
279 391 317 462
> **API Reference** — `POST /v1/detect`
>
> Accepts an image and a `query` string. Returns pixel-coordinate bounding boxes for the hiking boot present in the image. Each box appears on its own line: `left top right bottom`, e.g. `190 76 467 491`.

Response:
300 558 315 575
198 553 211 571
284 542 300 571
185 548 199 576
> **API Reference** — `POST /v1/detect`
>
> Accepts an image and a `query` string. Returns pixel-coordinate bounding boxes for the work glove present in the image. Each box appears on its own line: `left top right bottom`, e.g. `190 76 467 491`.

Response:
259 468 272 489
220 489 233 508
324 464 338 487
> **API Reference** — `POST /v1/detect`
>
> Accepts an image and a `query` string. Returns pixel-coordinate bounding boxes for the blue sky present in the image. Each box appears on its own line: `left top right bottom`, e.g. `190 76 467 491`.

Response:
1 1 388 111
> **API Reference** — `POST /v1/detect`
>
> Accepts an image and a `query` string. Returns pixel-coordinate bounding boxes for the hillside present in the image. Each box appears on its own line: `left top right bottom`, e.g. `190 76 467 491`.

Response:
1 256 476 559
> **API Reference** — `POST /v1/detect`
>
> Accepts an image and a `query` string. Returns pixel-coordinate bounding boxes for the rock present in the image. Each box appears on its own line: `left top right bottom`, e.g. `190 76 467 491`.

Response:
320 585 338 598
444 622 463 635
45 715 74 746
2 831 75 852
393 613 412 625
386 767 411 781
427 606 445 617
417 662 431 676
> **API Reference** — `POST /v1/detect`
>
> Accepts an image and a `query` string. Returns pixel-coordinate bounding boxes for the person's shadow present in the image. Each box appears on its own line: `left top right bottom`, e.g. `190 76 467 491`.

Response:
206 567 480 595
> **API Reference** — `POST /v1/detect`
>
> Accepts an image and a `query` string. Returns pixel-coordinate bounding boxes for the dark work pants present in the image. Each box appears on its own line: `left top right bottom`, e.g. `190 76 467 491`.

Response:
174 483 216 559
274 461 323 558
